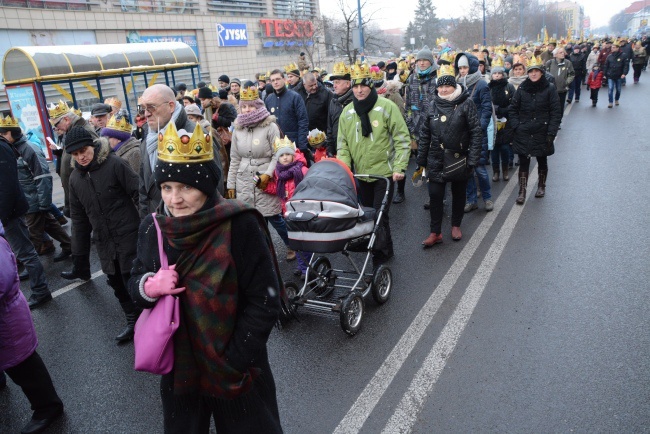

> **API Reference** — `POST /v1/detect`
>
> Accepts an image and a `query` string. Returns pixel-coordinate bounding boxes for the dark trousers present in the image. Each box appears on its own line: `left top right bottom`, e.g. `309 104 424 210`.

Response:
106 259 133 303
518 155 548 173
428 179 467 234
633 64 643 81
568 73 584 101
357 178 394 261
590 88 599 103
557 91 567 119
3 216 49 297
5 351 63 420
24 211 71 252
160 362 282 434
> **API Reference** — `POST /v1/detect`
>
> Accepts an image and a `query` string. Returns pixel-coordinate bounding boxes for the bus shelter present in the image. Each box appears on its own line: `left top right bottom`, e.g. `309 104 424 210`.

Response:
2 42 200 159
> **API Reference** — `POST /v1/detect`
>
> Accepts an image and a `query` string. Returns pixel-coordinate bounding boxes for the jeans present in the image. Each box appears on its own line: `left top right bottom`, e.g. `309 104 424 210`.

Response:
491 143 510 170
568 73 584 101
428 180 467 234
466 165 492 204
49 203 64 219
3 216 49 297
266 214 290 246
608 78 622 103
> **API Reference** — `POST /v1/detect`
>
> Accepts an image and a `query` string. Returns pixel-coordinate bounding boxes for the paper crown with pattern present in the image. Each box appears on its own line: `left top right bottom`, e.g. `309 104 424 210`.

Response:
331 62 351 78
350 62 372 80
397 60 409 71
240 87 260 101
0 114 20 129
258 72 269 81
307 129 326 146
106 114 132 134
492 56 504 68
73 108 82 117
370 67 384 81
438 64 456 78
273 136 296 155
439 51 455 64
436 37 448 46
526 55 545 71
104 97 122 109
157 122 213 163
48 100 70 121
284 63 300 74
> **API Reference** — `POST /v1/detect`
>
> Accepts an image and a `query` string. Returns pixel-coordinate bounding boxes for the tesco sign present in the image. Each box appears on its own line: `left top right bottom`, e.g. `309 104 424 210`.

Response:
260 19 315 38
217 23 248 47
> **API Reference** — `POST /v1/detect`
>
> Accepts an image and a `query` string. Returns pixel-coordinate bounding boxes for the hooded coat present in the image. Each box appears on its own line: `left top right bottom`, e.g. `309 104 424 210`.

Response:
227 115 282 217
488 78 516 145
69 138 140 275
509 76 561 157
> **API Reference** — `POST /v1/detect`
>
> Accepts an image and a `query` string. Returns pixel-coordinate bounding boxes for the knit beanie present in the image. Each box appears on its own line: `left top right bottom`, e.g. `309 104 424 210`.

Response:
218 75 230 84
198 87 214 99
416 45 435 64
275 141 296 158
231 78 241 86
457 55 469 68
65 126 96 153
218 89 229 100
154 158 221 197
100 126 131 142
437 75 456 88
491 65 505 74
504 56 513 66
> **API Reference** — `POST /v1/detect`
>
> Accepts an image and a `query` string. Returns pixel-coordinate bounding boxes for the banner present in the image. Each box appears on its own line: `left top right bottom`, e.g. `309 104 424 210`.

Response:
216 23 248 47
6 84 49 158
127 31 199 60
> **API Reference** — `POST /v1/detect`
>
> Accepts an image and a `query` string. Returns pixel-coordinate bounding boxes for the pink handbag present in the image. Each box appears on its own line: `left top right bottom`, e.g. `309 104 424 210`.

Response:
134 213 180 375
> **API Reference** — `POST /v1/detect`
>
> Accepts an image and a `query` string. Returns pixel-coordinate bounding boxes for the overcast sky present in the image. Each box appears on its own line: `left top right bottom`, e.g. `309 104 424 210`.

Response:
321 0 631 31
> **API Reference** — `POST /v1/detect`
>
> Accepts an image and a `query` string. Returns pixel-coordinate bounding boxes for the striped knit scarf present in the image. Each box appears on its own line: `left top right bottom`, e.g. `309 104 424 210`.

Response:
155 199 268 400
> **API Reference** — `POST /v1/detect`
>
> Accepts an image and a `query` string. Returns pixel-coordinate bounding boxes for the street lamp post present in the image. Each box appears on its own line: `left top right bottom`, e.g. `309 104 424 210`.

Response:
357 0 365 62
482 0 487 46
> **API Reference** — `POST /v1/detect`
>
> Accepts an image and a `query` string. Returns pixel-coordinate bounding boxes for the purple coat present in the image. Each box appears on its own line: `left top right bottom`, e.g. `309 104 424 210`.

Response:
0 221 37 371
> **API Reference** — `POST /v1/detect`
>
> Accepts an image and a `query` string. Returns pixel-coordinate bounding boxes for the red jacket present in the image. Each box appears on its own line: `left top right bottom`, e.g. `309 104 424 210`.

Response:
265 149 309 214
587 70 603 89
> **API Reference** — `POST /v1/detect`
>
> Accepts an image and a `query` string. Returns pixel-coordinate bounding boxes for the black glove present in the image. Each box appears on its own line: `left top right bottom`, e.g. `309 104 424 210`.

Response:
547 135 555 146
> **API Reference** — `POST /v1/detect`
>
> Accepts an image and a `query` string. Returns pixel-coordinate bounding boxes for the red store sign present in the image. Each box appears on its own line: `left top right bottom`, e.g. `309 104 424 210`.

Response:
260 19 315 38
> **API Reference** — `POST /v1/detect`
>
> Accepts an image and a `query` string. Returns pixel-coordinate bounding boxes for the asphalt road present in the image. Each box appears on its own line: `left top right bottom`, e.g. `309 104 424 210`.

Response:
2 78 650 433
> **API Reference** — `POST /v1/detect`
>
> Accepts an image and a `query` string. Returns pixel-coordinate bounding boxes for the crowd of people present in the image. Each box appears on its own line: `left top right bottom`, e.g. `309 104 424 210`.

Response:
1 35 648 433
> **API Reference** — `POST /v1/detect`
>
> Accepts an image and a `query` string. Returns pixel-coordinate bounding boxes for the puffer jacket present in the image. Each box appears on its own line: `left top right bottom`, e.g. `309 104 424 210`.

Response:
0 221 37 371
604 50 630 78
545 58 575 92
11 135 52 214
227 115 282 217
69 138 140 275
114 136 141 175
488 78 516 145
417 87 482 183
569 51 587 75
404 70 437 138
264 87 309 151
264 149 308 214
337 96 411 178
0 141 29 224
325 88 354 156
509 76 561 157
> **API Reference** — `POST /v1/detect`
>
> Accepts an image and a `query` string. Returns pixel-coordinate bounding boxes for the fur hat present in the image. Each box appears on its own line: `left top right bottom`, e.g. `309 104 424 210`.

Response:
198 87 214 99
65 126 96 153
416 45 435 64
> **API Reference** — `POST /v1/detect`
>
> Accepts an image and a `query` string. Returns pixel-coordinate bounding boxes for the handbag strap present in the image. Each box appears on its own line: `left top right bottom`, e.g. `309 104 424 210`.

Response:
151 213 168 270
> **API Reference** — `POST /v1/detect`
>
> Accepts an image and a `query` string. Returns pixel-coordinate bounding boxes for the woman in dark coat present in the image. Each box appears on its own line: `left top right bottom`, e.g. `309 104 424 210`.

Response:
128 123 282 433
509 57 562 204
488 60 516 182
417 65 482 246
62 127 141 343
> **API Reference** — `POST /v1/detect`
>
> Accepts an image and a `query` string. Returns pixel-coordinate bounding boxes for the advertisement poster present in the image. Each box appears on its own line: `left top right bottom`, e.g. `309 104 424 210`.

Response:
127 31 200 61
217 23 248 47
6 85 49 158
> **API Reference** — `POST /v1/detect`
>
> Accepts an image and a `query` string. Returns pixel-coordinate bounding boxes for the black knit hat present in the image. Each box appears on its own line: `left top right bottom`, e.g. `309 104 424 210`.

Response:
198 87 214 99
154 159 221 197
437 75 457 88
64 126 96 153
218 75 230 84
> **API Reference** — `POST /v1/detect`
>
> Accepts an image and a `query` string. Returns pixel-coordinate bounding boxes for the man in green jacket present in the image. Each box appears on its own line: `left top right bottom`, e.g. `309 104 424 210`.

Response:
337 63 410 270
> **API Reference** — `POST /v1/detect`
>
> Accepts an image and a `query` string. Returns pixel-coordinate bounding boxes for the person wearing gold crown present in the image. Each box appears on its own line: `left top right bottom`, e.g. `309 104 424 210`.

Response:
337 62 410 270
324 62 354 157
100 114 141 173
416 64 482 246
285 63 304 93
228 86 297 261
62 125 142 343
488 57 516 182
128 121 283 434
509 55 561 204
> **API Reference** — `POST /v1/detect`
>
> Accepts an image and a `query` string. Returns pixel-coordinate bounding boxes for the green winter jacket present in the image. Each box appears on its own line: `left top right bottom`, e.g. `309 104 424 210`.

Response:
336 97 410 180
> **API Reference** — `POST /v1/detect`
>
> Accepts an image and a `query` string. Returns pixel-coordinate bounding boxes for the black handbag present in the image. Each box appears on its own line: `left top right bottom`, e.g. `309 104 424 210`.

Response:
442 149 468 181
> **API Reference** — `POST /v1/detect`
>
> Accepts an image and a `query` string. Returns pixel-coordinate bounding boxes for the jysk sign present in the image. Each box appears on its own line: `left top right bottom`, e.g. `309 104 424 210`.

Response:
217 23 248 47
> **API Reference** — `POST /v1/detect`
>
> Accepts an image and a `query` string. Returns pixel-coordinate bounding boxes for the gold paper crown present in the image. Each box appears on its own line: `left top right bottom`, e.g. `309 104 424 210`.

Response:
438 64 456 78
526 55 544 69
158 122 213 163
492 56 504 68
440 51 455 64
548 38 557 44
370 68 384 81
307 130 326 146
48 100 70 120
105 97 122 109
399 70 409 83
73 108 82 117
350 62 372 80
0 114 20 128
240 87 260 101
106 115 132 134
258 72 269 81
436 37 448 46
284 63 299 73
273 136 296 154
397 60 409 71
331 62 350 77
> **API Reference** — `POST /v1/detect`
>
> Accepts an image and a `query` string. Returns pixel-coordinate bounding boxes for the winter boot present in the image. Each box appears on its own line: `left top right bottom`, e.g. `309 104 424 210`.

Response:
116 301 141 344
516 172 529 205
502 162 510 181
535 169 547 198
492 166 500 182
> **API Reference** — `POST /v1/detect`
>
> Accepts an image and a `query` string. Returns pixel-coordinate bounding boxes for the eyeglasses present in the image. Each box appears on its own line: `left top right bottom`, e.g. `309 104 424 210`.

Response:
53 117 64 129
139 101 172 114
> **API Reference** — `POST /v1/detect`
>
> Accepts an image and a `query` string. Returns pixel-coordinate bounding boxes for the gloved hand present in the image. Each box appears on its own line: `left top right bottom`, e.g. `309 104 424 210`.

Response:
547 135 555 146
257 174 271 190
226 189 236 199
144 264 185 298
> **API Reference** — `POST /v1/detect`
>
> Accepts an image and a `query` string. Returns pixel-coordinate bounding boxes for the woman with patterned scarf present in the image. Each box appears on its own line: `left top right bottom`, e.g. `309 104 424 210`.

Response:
128 122 283 433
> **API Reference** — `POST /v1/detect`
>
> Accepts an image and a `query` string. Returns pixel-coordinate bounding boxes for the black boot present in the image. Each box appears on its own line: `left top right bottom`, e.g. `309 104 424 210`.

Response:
535 168 547 198
516 172 528 205
115 301 141 344
393 179 405 204
60 255 91 280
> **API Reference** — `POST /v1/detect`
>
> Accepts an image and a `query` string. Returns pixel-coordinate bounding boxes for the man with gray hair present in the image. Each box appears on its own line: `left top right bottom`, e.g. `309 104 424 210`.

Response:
299 72 332 133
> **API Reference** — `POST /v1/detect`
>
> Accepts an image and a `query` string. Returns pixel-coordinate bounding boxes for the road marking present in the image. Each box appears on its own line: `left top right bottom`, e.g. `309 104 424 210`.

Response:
52 270 104 298
382 171 538 434
333 171 523 434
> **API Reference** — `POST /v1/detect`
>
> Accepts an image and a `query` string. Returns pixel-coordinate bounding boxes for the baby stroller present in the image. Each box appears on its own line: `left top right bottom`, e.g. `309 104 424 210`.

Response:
283 159 393 336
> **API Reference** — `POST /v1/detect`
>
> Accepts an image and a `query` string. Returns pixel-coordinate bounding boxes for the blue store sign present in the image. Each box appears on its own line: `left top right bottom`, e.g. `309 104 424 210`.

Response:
216 23 248 47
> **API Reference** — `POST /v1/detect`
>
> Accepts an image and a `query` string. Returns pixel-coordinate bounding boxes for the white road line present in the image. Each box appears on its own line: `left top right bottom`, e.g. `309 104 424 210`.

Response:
381 170 538 434
51 270 104 298
333 171 522 434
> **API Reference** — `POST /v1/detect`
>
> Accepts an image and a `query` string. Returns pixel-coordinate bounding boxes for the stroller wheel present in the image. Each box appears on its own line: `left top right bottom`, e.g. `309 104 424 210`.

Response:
309 256 333 297
371 265 392 305
280 282 299 323
340 291 364 336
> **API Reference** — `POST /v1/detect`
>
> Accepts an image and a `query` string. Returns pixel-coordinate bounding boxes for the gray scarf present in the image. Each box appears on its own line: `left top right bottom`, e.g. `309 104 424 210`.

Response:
460 70 483 91
146 102 183 171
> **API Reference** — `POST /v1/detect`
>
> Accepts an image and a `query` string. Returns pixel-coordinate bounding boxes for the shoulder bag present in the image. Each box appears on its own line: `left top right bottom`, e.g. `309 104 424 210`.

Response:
134 213 180 375
434 105 468 182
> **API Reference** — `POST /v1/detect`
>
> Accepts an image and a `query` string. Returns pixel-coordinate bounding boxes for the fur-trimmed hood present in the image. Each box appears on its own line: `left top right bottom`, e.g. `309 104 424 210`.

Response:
234 114 276 130
70 136 111 168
